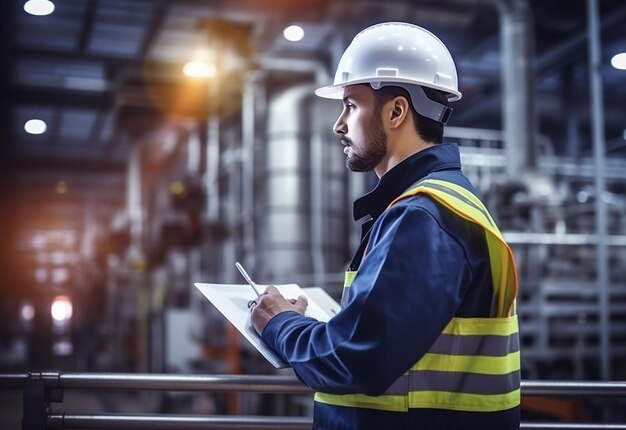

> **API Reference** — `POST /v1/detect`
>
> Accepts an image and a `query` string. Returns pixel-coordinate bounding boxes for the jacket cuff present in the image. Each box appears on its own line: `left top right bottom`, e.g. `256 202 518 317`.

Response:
261 311 302 353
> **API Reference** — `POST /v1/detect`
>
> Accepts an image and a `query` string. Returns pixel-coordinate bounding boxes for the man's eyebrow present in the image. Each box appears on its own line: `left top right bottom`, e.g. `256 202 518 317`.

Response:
342 96 355 103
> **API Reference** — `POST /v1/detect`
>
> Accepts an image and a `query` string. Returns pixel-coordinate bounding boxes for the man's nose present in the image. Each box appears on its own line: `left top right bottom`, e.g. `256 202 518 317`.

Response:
333 115 346 135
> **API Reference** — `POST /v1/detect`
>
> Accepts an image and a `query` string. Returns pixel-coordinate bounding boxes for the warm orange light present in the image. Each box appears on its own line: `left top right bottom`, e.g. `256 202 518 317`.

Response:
56 180 68 194
183 60 216 78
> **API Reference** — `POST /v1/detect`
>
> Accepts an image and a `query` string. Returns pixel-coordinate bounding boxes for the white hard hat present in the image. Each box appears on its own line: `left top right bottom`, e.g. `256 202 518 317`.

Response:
315 22 461 123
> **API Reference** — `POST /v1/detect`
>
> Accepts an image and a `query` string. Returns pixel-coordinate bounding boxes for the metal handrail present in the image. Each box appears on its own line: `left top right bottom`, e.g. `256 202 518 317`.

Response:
46 414 313 430
4 373 626 430
1 373 309 393
3 372 626 396
43 414 626 430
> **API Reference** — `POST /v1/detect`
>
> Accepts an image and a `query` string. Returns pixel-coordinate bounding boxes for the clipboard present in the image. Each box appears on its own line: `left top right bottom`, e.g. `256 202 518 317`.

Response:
194 282 340 368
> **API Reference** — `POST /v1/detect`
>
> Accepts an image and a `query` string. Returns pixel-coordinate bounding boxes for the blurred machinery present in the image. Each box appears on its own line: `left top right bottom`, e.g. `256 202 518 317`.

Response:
447 128 626 383
1 0 626 423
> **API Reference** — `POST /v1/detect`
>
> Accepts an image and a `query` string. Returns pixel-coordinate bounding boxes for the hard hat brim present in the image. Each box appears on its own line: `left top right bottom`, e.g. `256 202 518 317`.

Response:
314 84 344 100
315 80 462 102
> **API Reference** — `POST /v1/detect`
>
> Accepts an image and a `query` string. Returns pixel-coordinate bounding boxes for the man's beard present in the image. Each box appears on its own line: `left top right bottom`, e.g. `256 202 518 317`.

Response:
345 110 388 172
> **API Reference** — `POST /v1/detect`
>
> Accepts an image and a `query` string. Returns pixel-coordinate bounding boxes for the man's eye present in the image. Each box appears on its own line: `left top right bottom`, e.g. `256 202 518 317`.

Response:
345 103 355 110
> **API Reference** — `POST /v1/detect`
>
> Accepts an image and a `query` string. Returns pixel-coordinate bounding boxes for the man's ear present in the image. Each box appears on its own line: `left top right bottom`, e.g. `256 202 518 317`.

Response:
388 96 410 129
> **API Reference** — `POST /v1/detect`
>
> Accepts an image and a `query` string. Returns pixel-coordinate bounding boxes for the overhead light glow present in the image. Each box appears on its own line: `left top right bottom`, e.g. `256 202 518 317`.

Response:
283 25 304 42
611 53 626 70
56 180 68 194
51 296 73 322
183 60 216 78
24 0 55 16
20 303 35 321
24 119 47 135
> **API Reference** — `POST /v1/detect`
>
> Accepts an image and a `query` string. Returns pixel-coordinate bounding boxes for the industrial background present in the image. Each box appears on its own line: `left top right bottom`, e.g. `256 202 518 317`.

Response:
1 0 625 427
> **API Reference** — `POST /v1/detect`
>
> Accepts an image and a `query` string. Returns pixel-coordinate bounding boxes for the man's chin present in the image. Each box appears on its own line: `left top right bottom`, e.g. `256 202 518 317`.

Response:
345 158 371 172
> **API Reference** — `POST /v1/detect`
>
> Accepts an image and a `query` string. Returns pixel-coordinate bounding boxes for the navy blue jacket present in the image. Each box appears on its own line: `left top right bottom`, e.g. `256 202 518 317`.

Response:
262 143 520 429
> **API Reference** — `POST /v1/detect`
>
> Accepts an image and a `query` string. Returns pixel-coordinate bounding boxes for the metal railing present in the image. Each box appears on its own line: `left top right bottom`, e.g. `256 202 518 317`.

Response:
2 372 626 429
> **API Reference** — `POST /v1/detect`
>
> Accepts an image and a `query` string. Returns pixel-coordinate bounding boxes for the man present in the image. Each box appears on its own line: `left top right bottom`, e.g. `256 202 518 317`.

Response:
250 22 520 429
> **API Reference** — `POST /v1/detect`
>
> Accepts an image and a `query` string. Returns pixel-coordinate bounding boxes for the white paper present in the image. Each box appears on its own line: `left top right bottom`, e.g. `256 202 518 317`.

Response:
194 282 339 368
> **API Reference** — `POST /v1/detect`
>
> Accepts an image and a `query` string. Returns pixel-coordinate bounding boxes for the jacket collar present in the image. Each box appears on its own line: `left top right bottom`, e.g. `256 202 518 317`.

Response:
353 143 462 222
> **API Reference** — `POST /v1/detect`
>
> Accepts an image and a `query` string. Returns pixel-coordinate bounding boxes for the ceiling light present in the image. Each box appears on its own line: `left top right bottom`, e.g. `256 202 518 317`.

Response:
51 296 73 322
611 53 626 70
24 119 47 134
24 0 55 16
283 25 304 42
183 60 217 78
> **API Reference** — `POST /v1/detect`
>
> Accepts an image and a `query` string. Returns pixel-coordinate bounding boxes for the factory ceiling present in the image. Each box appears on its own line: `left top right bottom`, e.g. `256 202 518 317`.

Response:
2 0 625 168
0 0 625 300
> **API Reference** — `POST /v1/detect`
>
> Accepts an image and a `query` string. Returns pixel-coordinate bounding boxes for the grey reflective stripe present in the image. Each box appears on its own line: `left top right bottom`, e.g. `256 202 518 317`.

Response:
411 181 495 228
383 370 520 396
382 373 409 396
410 369 520 395
429 333 520 357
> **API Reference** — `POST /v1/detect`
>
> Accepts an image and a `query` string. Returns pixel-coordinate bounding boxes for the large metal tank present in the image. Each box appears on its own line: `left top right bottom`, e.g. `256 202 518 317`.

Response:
257 84 353 286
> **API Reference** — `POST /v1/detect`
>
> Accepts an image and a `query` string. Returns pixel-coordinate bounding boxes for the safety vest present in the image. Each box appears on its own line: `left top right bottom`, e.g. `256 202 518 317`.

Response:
315 178 520 413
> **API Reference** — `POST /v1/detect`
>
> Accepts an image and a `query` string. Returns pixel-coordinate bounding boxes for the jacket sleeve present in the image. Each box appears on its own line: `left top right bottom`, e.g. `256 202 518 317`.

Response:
262 201 473 395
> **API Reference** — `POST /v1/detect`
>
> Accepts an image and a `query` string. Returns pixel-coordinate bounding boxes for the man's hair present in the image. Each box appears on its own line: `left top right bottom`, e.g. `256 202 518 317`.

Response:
370 85 448 144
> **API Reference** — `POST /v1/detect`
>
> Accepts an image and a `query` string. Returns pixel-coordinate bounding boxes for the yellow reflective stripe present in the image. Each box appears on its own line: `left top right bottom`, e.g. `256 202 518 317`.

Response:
315 392 408 412
404 185 504 242
422 179 499 230
502 281 518 318
390 180 519 317
321 181 521 414
485 233 507 316
411 351 520 375
442 316 519 336
485 231 517 317
315 389 520 413
344 271 357 288
409 389 520 412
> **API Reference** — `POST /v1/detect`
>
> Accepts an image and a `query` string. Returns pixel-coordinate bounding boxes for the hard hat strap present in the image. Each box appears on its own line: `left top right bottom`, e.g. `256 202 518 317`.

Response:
372 82 453 125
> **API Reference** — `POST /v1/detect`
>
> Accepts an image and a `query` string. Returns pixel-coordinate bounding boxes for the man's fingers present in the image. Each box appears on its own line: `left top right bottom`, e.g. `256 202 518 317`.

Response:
293 295 308 314
263 285 280 295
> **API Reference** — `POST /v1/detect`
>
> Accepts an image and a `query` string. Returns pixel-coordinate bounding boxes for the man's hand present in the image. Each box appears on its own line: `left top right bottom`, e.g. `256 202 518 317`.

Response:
250 285 308 335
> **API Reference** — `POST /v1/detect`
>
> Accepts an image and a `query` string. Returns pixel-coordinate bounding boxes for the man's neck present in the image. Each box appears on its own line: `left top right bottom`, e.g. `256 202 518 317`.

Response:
374 139 436 178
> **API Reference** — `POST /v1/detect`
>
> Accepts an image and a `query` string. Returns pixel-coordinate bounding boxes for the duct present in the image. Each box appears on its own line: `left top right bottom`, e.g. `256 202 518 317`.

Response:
126 142 144 266
562 66 582 159
586 0 610 381
494 0 537 177
241 72 262 272
186 125 201 174
259 84 346 283
254 53 368 284
205 118 220 223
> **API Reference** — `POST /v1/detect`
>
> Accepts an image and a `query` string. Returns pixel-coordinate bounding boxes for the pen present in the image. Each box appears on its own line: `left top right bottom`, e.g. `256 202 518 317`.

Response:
235 261 263 297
